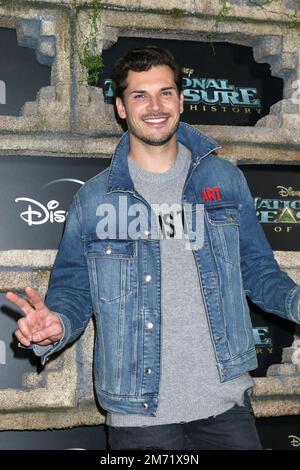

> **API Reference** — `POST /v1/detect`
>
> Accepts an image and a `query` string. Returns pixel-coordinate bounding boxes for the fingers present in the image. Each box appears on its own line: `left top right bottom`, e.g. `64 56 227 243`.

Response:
17 317 32 341
24 286 46 310
5 291 33 316
32 323 63 344
6 287 48 319
15 316 62 346
31 338 53 346
15 328 31 347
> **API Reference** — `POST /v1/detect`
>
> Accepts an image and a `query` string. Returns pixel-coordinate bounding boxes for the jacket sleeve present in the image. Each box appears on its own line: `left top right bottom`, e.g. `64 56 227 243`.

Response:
39 192 93 364
238 168 300 324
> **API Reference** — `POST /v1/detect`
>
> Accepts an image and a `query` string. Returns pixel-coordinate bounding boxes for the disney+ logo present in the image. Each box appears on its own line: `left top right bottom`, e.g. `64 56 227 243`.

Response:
15 179 84 226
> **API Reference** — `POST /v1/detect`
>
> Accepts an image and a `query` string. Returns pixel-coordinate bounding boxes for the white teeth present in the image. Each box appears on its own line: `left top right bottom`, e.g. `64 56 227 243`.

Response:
144 117 167 123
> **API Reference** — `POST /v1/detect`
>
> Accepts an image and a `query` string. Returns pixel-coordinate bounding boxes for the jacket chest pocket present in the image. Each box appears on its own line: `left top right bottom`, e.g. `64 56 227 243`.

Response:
205 202 241 266
84 239 137 303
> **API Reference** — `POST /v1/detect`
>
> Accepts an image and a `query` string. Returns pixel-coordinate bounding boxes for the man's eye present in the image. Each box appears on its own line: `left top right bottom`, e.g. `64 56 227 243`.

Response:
134 94 144 99
161 91 171 96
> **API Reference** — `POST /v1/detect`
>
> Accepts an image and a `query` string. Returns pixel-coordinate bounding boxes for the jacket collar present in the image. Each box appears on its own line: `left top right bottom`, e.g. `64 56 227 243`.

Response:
107 122 220 193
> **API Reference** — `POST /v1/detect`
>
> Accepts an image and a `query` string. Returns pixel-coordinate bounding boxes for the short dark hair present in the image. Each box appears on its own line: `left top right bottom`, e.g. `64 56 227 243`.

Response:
111 45 182 99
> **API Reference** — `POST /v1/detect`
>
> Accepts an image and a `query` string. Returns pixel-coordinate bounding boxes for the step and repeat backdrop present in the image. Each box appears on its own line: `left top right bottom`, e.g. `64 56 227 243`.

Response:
0 29 299 449
239 165 300 379
99 37 283 127
0 29 50 115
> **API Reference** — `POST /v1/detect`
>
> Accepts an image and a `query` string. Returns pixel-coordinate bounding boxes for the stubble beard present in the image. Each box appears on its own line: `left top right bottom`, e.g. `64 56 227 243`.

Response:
127 114 180 147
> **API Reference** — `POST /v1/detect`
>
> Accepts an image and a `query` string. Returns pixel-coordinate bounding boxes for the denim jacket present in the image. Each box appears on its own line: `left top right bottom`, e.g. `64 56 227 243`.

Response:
43 123 300 415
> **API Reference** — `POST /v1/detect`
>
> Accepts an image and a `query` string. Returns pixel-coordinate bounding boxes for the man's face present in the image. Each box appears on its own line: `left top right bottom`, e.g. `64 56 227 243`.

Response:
115 65 184 146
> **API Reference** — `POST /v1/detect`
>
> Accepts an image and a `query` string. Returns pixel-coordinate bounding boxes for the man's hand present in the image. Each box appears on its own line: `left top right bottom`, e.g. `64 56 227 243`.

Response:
5 286 64 347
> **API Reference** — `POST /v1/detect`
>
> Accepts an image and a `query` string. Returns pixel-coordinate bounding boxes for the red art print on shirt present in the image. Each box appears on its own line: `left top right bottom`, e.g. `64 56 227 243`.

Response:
202 187 221 201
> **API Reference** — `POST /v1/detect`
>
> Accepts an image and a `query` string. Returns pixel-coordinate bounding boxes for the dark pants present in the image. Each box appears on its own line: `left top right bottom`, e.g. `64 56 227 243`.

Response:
107 395 262 450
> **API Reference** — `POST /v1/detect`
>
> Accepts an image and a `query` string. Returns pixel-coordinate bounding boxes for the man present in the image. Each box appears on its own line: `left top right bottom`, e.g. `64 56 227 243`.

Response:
6 46 300 450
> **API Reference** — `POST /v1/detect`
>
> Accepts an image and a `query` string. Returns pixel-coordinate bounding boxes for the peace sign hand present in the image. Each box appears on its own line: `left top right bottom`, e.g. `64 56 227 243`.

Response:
5 286 64 346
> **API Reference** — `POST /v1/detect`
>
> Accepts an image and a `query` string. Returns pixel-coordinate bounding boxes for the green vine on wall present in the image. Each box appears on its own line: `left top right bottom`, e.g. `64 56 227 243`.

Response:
209 0 300 43
208 0 232 41
71 0 300 80
170 8 185 20
72 0 104 86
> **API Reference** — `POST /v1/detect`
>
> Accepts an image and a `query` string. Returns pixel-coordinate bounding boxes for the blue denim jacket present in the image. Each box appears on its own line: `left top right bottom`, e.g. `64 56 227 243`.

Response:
43 123 300 415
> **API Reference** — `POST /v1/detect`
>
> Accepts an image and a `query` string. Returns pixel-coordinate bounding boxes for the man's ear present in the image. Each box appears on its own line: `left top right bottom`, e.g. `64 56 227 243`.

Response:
115 97 126 120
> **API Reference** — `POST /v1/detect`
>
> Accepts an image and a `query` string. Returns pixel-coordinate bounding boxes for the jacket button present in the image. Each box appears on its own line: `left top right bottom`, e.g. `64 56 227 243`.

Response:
105 245 112 254
145 368 152 375
143 403 148 409
144 230 150 236
146 322 153 329
145 274 152 282
204 288 212 295
214 335 222 341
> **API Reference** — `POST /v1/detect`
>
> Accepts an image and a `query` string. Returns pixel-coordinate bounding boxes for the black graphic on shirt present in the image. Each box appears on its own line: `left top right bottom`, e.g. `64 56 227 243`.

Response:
157 210 185 239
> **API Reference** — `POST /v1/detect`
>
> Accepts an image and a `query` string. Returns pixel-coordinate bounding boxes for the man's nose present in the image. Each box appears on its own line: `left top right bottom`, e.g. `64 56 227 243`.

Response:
148 95 161 111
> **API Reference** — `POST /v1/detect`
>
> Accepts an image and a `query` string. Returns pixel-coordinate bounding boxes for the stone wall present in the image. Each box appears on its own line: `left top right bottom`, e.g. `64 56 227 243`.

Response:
0 0 300 429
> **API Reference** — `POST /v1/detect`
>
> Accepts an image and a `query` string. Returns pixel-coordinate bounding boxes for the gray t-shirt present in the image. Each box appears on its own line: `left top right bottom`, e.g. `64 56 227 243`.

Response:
107 143 253 427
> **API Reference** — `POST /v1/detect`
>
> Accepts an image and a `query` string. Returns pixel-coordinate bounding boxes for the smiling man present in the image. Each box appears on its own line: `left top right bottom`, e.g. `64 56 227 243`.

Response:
6 46 300 450
116 66 182 147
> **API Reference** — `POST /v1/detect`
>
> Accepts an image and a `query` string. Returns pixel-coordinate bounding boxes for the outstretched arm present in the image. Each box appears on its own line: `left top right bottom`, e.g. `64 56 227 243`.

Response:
238 169 300 322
